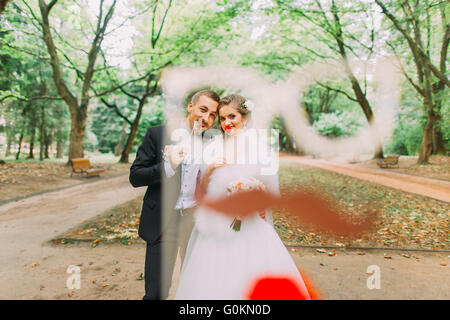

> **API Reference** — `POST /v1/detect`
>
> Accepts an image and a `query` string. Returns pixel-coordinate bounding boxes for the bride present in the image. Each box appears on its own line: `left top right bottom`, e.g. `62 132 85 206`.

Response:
174 94 311 300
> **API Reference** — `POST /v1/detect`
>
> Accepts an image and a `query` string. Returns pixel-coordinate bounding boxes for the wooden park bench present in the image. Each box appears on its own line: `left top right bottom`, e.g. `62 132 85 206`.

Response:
377 155 399 168
70 158 105 177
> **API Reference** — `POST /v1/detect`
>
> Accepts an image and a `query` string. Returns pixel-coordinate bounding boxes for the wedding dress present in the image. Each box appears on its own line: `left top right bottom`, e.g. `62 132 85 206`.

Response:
174 131 311 300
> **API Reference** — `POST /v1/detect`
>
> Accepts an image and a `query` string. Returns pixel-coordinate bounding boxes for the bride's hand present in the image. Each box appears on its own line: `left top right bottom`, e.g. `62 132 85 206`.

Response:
259 210 266 221
196 159 228 202
206 158 227 176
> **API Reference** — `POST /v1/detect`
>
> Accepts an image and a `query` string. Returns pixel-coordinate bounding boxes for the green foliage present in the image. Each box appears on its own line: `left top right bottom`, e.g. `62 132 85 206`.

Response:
441 103 450 152
385 114 424 156
90 104 125 154
312 110 365 137
384 84 431 156
1 0 448 161
134 96 165 150
89 95 164 154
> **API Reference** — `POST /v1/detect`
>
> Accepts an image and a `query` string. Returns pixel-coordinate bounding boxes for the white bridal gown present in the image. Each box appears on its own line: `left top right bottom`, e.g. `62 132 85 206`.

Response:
174 133 311 300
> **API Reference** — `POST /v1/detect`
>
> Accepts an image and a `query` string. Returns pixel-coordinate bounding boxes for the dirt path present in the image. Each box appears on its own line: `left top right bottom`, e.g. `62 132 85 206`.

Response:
1 241 447 300
281 157 450 203
0 174 145 299
0 165 448 300
0 161 131 203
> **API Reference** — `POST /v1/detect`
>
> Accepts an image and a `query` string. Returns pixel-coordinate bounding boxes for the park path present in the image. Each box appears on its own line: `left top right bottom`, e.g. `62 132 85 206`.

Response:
0 174 145 299
0 163 447 300
281 156 450 203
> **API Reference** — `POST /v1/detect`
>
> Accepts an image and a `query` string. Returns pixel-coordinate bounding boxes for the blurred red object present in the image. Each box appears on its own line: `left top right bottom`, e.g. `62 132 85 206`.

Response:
246 273 320 300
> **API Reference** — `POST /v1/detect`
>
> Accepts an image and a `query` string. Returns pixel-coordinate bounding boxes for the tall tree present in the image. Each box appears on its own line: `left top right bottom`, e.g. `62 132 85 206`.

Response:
23 0 118 161
273 0 385 158
375 0 449 164
1 4 66 161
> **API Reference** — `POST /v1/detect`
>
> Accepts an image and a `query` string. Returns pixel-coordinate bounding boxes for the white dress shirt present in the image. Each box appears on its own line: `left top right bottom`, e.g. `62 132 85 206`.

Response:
164 124 205 210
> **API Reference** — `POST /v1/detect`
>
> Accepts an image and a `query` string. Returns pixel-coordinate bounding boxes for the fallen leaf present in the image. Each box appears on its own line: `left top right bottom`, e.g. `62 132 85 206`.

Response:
30 261 40 267
316 249 326 253
384 256 392 259
328 252 337 256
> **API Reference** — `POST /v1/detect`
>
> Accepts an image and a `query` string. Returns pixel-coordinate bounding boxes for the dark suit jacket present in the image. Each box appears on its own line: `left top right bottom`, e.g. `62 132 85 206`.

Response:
129 125 181 244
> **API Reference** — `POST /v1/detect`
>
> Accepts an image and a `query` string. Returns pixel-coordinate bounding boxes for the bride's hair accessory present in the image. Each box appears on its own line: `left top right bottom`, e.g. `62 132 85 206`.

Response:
240 100 255 112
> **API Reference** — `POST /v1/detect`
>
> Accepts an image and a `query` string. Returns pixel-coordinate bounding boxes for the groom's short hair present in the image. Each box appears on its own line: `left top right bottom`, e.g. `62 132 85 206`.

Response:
191 89 220 105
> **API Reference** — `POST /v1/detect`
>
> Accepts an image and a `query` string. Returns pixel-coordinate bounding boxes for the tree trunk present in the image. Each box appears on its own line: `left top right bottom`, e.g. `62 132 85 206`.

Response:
5 135 12 157
431 84 446 155
28 127 35 159
45 143 49 159
285 134 297 154
283 125 297 154
373 146 384 159
44 129 51 159
120 119 140 163
68 112 87 161
55 106 64 159
418 114 434 164
56 141 63 159
66 105 88 163
418 91 436 164
39 105 45 161
16 130 24 160
432 122 446 155
114 121 128 156
119 100 146 163
417 89 436 164
278 117 297 154
39 137 44 161
28 105 39 159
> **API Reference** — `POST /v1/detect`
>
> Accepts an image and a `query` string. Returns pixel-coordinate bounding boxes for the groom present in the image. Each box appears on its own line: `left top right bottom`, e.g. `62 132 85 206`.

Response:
129 89 220 300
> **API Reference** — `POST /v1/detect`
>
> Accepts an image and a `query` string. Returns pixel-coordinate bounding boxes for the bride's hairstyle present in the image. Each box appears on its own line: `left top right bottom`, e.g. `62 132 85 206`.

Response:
217 94 251 132
217 94 250 116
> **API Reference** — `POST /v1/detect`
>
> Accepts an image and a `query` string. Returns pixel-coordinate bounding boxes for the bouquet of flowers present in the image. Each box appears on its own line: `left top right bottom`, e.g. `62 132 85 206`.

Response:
226 177 266 231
